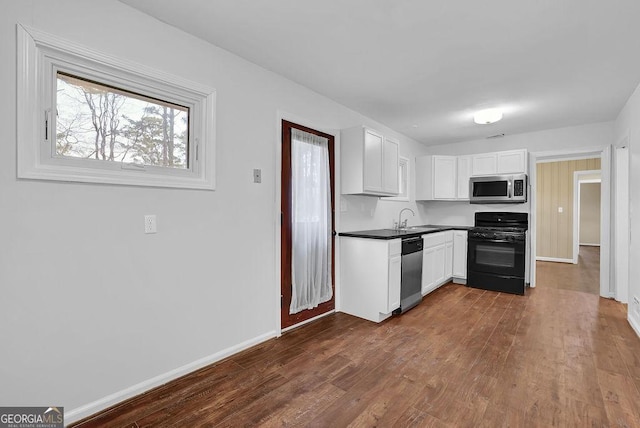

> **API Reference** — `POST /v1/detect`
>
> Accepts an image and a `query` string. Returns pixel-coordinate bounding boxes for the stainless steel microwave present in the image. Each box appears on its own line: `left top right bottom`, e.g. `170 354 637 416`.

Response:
469 174 527 204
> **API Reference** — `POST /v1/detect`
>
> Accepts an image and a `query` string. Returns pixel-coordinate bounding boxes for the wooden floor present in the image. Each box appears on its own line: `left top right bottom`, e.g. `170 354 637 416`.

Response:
536 245 601 295
73 275 640 426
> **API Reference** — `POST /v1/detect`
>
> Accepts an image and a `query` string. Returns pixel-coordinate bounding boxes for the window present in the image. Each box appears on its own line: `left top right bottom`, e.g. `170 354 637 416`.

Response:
17 24 216 189
382 156 410 201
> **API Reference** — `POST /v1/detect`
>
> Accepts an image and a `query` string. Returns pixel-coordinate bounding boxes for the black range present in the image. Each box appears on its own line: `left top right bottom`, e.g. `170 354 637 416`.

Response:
467 212 528 295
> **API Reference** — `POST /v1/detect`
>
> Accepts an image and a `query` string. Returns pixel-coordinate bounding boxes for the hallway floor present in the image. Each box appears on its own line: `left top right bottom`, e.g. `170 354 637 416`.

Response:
536 245 600 295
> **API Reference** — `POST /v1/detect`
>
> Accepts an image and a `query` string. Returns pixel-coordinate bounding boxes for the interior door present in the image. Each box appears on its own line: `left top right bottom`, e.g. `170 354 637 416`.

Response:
281 120 335 329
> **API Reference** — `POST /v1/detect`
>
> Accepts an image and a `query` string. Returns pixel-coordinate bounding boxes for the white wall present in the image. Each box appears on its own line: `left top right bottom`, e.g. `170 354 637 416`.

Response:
614 82 640 334
0 0 427 420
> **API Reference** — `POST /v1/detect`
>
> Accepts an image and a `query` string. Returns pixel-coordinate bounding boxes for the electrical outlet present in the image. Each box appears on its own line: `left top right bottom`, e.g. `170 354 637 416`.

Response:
144 215 157 234
558 207 563 213
633 296 640 316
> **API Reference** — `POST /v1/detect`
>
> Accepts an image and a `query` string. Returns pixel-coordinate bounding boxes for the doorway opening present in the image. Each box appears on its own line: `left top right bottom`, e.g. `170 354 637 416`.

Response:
280 120 336 330
533 156 606 295
574 170 601 263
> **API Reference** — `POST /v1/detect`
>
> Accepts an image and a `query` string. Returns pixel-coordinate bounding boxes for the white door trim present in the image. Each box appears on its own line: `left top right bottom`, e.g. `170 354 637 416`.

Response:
573 170 601 264
601 145 612 298
615 143 630 303
529 153 537 287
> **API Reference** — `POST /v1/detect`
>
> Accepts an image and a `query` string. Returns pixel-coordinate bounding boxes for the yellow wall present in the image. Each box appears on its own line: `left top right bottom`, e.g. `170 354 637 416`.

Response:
536 158 601 260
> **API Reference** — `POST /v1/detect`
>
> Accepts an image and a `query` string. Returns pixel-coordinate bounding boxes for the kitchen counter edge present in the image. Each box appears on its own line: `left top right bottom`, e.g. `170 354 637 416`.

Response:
338 225 472 240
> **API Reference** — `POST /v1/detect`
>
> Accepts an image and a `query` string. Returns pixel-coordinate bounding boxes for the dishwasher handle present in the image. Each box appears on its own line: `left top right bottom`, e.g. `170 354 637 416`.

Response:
401 237 423 255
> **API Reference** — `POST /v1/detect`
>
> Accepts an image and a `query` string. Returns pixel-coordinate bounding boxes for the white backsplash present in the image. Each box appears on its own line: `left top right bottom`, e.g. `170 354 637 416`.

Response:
339 196 530 231
339 195 429 231
418 200 531 227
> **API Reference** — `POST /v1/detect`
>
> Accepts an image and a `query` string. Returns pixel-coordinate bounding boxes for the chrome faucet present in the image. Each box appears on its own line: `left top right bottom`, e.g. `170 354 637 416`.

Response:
396 208 415 230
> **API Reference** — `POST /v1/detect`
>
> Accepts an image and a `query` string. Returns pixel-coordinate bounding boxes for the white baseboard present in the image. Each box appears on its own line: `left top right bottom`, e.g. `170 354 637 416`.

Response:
536 256 574 263
280 310 335 335
579 243 601 247
65 330 277 424
629 314 640 339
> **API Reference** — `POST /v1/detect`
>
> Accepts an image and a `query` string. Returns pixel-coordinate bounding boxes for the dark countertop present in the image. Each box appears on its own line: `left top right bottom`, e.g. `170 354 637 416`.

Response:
339 224 472 240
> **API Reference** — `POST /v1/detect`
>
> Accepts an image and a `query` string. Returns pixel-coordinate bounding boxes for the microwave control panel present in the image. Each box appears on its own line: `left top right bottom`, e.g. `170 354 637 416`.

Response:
514 180 524 197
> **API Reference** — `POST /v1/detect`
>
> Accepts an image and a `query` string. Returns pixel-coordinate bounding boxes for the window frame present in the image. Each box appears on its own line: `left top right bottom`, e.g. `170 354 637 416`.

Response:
17 24 216 190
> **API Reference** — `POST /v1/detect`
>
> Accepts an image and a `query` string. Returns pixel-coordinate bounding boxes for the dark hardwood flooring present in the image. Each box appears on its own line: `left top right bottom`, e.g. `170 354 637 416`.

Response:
73 262 640 427
536 245 600 295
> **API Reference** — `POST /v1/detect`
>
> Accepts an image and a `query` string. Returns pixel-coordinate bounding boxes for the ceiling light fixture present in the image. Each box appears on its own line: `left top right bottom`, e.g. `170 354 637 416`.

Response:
474 108 503 125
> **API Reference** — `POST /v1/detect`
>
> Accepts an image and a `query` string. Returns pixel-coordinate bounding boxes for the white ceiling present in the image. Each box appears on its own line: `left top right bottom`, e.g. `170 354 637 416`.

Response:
120 0 640 145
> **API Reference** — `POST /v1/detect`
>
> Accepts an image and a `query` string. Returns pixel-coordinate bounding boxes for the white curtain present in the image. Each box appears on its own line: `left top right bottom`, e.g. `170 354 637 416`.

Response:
289 128 333 314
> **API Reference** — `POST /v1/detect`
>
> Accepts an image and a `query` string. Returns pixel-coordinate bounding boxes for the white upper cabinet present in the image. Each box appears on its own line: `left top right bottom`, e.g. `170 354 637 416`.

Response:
383 138 399 194
341 126 399 196
433 156 457 199
471 153 497 176
457 156 472 200
497 150 528 174
416 155 457 200
363 129 384 192
471 149 528 176
417 155 473 201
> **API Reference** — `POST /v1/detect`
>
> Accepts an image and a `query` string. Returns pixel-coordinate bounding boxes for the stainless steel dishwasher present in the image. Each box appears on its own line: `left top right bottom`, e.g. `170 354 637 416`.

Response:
395 236 423 314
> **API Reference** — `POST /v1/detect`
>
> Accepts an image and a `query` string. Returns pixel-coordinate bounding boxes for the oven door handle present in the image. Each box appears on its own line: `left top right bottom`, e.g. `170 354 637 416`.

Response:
468 237 520 244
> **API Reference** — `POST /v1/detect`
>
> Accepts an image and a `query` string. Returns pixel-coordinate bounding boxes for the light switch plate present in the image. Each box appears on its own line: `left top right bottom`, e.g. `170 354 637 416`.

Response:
253 169 262 183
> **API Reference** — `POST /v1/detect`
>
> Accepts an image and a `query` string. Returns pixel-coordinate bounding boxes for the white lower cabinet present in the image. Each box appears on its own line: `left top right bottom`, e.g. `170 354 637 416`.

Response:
340 230 468 322
388 253 402 313
340 237 401 323
422 232 449 295
445 239 453 278
453 231 468 283
422 231 464 295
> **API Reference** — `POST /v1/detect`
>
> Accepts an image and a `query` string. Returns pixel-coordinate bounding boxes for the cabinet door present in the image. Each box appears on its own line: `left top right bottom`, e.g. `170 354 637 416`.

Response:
383 138 399 194
472 153 497 176
363 129 384 192
433 244 446 286
433 156 457 199
422 246 436 294
388 254 401 313
453 231 468 278
445 241 453 279
457 156 472 199
497 150 527 174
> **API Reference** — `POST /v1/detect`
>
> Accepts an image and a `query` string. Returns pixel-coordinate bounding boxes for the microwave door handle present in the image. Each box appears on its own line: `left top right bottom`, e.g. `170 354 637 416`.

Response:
508 180 512 198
